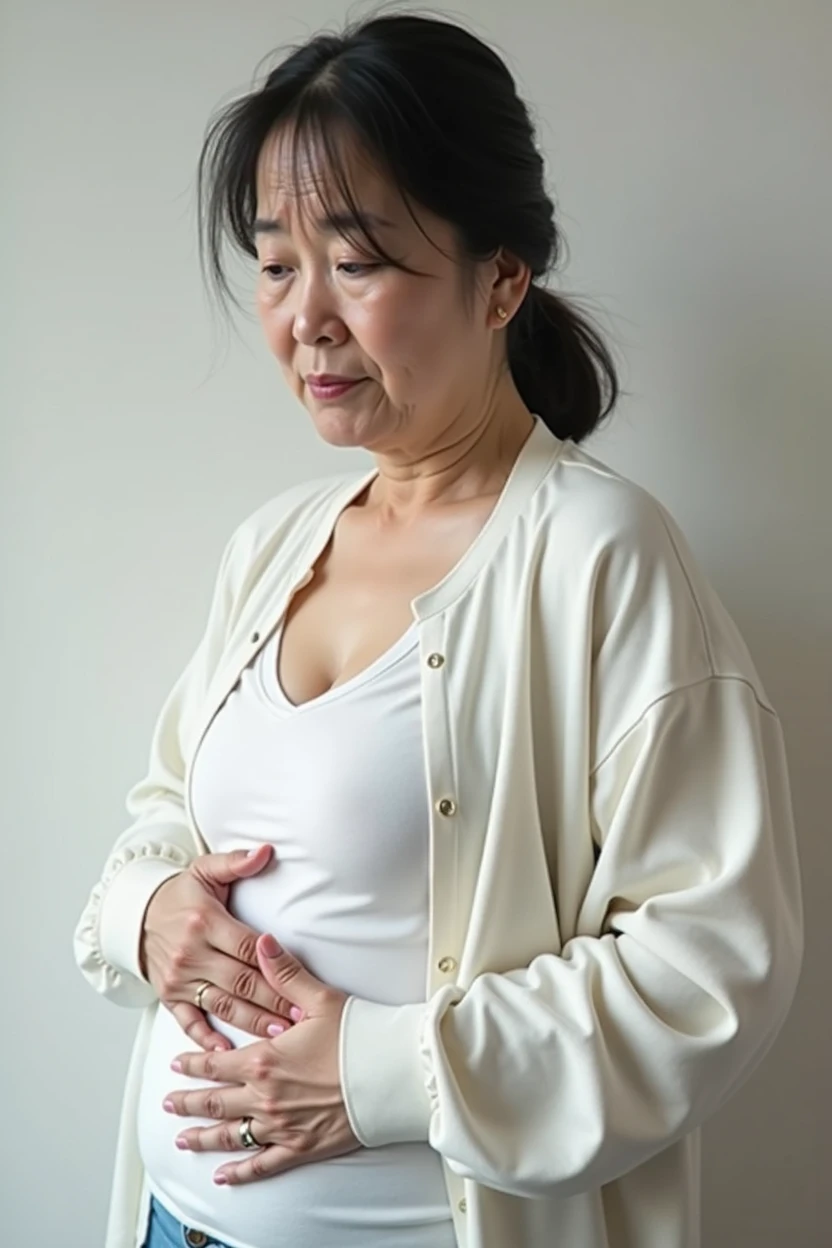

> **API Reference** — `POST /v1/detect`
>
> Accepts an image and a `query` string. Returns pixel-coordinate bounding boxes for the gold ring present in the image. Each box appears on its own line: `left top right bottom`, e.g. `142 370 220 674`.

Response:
194 980 212 1011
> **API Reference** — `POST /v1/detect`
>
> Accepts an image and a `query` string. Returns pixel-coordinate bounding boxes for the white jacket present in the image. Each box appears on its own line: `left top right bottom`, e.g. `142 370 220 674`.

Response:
74 416 803 1248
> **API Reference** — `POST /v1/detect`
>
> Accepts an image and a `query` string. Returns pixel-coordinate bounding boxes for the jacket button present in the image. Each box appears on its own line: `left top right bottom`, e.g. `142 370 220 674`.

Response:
436 797 456 817
427 652 445 668
184 1232 209 1248
250 631 260 644
458 1198 467 1213
437 956 457 973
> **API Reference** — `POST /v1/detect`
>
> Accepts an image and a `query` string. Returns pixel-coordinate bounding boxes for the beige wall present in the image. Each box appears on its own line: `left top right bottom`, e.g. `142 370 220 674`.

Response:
3 1 828 1242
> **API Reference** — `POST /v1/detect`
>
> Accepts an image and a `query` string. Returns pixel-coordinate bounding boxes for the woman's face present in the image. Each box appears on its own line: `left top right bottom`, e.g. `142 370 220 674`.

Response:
253 127 516 456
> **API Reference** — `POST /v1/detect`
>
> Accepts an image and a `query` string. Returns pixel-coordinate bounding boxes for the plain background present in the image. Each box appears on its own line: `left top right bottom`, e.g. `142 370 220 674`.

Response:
2 0 829 1243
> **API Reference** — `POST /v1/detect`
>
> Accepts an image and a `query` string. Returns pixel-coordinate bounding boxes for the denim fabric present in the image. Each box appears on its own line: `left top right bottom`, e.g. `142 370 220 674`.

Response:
143 1194 236 1248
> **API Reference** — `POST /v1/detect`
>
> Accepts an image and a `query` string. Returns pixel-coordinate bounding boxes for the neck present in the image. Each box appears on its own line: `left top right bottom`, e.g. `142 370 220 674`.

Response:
363 392 535 521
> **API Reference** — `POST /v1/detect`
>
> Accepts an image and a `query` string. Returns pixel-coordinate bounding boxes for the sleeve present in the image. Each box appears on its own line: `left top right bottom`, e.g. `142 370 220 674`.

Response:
73 525 243 1009
338 675 804 1197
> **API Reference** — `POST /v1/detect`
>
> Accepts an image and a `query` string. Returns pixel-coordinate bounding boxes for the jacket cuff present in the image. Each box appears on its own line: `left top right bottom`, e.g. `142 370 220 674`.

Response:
98 857 186 983
339 996 433 1147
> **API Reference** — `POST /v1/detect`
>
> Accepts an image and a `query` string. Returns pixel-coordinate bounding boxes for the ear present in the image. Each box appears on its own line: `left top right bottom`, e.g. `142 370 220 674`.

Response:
488 246 532 326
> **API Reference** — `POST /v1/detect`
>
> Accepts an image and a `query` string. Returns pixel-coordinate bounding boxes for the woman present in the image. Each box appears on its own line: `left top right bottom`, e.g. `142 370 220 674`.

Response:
74 11 803 1248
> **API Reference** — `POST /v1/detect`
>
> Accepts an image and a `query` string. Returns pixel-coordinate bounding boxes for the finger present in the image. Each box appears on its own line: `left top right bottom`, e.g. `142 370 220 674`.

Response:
164 1084 249 1121
197 947 302 1021
174 1122 275 1159
256 934 328 1019
214 1143 307 1185
194 978 292 1039
209 909 266 969
171 1048 241 1083
191 846 273 892
168 1003 234 1053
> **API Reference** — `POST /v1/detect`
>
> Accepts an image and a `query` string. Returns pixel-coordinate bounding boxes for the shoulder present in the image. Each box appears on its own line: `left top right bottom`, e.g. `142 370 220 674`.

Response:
540 441 683 558
535 441 770 706
238 467 369 541
534 441 705 620
219 467 370 588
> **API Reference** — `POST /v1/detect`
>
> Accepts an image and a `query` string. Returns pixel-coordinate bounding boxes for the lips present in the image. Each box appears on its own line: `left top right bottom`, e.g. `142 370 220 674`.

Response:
306 377 366 400
307 374 362 385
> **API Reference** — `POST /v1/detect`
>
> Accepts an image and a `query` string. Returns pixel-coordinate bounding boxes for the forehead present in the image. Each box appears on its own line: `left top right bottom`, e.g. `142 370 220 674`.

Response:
254 124 395 221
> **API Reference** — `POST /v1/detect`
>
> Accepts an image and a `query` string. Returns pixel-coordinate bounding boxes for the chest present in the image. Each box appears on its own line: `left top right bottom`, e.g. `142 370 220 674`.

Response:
277 496 496 706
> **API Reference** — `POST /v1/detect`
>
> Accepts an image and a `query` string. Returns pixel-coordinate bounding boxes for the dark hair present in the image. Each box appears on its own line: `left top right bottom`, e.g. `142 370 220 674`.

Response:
197 7 619 442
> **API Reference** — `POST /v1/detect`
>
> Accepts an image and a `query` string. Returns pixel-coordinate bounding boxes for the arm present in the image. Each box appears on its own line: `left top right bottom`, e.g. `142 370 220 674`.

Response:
73 525 241 1008
339 676 803 1198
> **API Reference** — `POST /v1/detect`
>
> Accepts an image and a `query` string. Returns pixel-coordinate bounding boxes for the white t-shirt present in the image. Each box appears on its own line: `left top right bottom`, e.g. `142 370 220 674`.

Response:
136 613 455 1248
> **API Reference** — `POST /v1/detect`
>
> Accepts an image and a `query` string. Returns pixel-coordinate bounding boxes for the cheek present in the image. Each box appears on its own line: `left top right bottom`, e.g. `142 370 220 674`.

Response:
257 299 294 363
361 287 466 373
255 281 474 395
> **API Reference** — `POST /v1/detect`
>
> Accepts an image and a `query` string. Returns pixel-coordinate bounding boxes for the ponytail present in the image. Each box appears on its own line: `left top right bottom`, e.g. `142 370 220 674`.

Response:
506 286 619 443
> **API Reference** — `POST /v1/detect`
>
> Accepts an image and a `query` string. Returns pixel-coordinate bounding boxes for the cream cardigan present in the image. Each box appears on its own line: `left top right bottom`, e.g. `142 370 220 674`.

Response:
74 417 803 1248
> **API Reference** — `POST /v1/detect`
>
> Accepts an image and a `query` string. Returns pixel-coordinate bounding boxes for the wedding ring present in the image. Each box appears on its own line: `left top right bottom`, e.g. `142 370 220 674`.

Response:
194 980 212 1011
239 1116 261 1149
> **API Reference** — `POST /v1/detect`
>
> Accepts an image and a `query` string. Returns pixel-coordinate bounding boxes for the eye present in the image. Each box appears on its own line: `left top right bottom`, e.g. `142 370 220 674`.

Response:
261 261 380 281
337 262 381 277
262 264 290 281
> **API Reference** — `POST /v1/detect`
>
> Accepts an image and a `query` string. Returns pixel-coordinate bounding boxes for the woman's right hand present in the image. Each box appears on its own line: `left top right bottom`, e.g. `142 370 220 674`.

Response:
140 844 296 1052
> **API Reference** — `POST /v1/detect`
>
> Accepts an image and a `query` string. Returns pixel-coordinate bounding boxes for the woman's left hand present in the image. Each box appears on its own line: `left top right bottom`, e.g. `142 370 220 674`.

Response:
163 932 361 1185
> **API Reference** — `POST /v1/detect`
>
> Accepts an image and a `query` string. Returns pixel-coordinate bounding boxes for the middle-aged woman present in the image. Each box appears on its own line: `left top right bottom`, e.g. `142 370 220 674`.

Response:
74 11 804 1248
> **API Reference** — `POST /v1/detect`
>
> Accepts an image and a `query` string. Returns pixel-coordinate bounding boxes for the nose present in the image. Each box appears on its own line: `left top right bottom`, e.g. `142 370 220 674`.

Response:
292 271 348 347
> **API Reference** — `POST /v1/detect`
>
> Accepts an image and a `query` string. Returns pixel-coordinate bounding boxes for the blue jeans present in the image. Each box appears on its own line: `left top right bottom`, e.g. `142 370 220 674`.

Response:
143 1194 237 1248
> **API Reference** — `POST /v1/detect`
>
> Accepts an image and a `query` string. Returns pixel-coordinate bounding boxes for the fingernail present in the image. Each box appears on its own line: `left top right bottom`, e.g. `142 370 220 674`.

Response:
163 1100 175 1113
267 1023 284 1037
175 1137 189 1150
214 1172 229 1185
213 1044 227 1052
290 1006 303 1022
261 933 280 957
246 848 260 857
170 1060 183 1072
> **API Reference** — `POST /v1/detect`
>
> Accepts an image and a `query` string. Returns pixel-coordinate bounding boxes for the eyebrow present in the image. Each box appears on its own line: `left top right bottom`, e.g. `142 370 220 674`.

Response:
253 211 395 236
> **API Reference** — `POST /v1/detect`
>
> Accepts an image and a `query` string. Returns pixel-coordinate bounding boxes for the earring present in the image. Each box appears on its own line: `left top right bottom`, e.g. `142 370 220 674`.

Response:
496 306 508 321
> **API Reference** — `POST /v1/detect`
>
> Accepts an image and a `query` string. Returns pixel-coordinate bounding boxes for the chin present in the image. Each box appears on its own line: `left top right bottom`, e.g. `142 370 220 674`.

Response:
307 406 375 449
